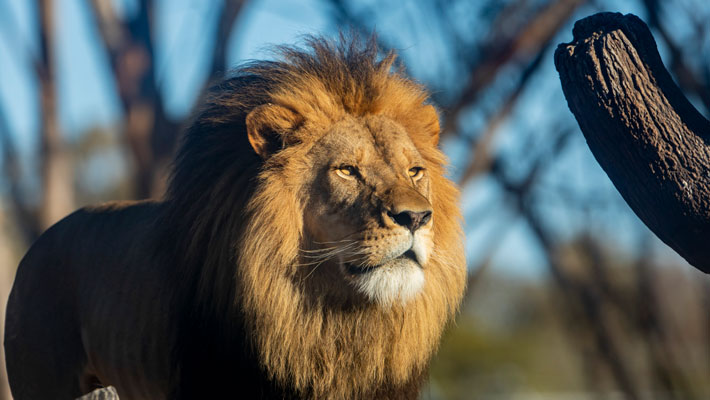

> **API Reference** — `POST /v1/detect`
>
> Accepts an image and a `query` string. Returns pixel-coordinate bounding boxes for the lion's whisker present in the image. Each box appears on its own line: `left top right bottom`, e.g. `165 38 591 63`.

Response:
299 244 358 260
312 238 357 246
296 243 362 267
302 259 329 281
299 242 357 254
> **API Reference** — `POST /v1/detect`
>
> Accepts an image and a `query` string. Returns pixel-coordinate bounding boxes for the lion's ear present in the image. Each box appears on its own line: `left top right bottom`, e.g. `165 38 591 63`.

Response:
246 104 303 159
421 105 440 146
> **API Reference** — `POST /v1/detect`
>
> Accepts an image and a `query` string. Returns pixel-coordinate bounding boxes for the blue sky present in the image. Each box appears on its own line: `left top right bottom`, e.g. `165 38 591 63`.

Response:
0 0 694 278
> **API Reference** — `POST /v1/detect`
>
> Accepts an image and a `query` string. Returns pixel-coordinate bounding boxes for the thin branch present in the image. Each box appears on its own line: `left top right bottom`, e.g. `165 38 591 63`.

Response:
441 0 586 137
642 0 710 116
207 0 247 80
37 0 74 229
0 101 39 243
458 39 551 184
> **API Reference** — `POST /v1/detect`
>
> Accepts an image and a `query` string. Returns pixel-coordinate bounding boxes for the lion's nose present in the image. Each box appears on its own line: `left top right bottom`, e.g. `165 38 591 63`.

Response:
387 210 432 232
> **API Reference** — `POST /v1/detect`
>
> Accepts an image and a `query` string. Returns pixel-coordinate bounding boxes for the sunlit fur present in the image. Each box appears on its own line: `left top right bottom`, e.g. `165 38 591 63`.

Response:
349 258 426 306
165 36 467 399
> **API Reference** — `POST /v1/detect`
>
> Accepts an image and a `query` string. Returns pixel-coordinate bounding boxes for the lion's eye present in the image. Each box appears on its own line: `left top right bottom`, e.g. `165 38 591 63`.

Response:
408 167 425 180
336 165 358 179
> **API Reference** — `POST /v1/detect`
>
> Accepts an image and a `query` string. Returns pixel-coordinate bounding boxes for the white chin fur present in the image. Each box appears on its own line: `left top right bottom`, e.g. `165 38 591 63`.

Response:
352 259 425 307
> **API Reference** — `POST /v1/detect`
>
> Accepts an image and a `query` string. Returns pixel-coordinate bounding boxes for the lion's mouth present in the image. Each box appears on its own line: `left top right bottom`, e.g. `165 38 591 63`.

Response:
346 249 419 275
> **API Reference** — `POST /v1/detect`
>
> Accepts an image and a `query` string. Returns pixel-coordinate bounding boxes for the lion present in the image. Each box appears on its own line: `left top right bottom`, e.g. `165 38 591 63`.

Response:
5 36 466 399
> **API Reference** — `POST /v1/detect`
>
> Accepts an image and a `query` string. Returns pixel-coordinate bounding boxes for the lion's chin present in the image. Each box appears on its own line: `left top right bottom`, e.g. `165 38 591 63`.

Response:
345 257 425 308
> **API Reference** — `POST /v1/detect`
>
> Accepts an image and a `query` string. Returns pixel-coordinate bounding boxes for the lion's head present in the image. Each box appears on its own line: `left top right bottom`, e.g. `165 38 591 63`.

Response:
249 110 439 307
167 36 466 398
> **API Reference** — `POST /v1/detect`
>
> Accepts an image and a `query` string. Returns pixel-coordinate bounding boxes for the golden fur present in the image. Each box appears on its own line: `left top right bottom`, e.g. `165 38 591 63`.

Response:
5 36 466 399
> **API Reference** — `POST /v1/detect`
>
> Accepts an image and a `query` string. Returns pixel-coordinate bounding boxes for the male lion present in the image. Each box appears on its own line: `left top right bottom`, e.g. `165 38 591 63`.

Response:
5 37 466 399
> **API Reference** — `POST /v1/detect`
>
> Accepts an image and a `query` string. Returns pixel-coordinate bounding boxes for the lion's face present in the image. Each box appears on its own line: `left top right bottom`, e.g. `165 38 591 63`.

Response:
300 115 434 307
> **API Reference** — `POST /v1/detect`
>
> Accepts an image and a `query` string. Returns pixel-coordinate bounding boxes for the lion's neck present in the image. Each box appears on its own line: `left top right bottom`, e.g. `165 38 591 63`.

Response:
235 249 453 399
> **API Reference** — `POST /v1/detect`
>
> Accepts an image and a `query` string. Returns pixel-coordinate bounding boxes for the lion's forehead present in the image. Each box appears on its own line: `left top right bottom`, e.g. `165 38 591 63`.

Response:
315 115 422 168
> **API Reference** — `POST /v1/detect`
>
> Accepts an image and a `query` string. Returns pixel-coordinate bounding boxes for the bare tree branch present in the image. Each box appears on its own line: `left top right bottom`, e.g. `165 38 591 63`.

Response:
496 162 641 398
87 0 164 197
207 0 247 80
87 0 247 198
37 0 74 229
641 0 710 116
442 0 586 137
479 124 645 398
0 98 38 243
555 12 710 273
459 40 551 184
631 240 699 399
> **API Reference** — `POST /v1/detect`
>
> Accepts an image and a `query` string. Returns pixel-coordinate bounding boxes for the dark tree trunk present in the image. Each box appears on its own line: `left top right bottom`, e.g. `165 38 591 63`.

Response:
554 12 710 273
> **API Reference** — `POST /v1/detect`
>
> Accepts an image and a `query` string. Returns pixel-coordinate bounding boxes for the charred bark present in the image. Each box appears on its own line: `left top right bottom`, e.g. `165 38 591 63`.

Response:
555 12 710 273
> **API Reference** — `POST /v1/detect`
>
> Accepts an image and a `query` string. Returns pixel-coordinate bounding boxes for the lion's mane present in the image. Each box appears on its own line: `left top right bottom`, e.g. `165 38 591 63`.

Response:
165 37 466 399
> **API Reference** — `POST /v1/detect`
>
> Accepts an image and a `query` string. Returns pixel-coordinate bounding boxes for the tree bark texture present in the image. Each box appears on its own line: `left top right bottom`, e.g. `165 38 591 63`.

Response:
555 12 710 273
